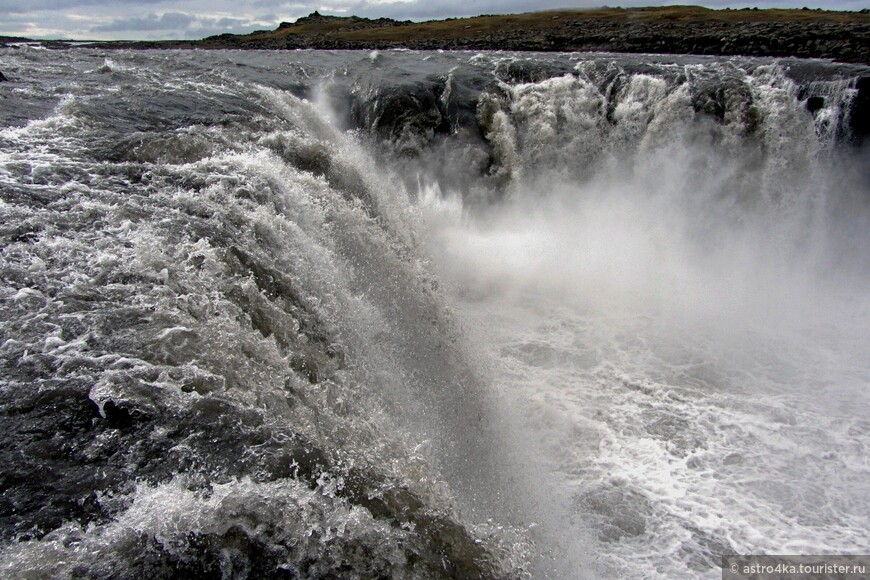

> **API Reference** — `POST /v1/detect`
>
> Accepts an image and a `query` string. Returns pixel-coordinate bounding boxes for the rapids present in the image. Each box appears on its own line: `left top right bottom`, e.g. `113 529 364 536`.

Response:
1 47 868 578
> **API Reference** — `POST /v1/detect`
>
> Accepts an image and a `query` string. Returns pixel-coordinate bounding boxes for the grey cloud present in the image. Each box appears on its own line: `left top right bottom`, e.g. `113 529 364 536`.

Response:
0 10 88 37
90 11 272 36
215 16 251 27
251 0 308 8
0 0 164 15
183 22 273 38
91 11 194 32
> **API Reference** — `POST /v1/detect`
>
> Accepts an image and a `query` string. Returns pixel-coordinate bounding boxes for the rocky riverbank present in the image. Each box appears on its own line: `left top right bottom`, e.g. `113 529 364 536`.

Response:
200 8 870 64
3 8 869 64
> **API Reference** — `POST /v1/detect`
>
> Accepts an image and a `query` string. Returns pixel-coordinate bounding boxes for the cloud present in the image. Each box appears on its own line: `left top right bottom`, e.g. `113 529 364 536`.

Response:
88 11 275 37
0 0 164 14
0 11 92 38
91 11 194 32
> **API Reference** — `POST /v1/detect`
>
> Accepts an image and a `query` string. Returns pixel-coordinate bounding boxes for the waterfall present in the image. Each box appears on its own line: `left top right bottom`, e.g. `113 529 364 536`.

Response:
1 47 868 578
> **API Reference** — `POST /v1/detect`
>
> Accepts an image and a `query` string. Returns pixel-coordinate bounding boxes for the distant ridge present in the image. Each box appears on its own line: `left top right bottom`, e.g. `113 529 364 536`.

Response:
276 10 412 30
200 6 870 64
17 7 870 64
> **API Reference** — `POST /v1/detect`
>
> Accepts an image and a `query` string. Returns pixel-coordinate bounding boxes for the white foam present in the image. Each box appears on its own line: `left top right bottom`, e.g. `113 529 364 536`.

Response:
418 63 870 577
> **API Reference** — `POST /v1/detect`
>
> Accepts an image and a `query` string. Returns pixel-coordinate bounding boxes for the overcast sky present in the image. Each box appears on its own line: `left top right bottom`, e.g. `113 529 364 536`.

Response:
1 0 867 40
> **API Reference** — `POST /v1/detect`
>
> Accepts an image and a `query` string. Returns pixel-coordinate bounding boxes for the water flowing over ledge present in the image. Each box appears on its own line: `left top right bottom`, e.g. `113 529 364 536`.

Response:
1 49 869 578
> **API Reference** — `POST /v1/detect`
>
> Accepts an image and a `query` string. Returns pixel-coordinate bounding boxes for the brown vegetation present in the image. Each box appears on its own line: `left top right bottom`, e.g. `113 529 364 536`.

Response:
189 7 870 63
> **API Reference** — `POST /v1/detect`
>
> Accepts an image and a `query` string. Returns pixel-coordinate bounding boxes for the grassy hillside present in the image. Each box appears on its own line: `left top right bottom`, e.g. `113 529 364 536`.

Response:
71 7 869 64
236 6 869 44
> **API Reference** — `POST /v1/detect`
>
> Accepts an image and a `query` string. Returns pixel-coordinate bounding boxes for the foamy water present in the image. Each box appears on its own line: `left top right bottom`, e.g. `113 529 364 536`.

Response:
1 47 868 578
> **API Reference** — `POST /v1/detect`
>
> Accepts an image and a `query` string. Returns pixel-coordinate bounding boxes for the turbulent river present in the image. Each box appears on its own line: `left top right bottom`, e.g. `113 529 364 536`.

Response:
1 47 869 578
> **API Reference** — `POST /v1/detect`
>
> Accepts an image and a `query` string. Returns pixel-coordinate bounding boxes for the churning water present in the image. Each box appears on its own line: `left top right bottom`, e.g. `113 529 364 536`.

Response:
1 47 868 578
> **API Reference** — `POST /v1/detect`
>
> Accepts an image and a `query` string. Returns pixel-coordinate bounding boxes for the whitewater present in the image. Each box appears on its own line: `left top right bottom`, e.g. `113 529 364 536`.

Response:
1 47 868 578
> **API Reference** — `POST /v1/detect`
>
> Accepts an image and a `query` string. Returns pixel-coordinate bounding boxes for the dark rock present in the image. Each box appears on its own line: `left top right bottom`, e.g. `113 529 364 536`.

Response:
351 81 450 155
295 10 328 25
806 95 825 114
272 11 411 32
849 77 870 145
0 71 8 82
694 87 727 122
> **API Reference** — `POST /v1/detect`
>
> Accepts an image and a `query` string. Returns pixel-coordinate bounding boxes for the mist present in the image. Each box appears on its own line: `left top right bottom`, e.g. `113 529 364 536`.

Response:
417 66 870 340
407 61 870 575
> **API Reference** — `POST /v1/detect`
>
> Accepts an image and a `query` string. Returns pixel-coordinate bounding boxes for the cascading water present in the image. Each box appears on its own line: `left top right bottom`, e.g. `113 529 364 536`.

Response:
1 47 868 579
